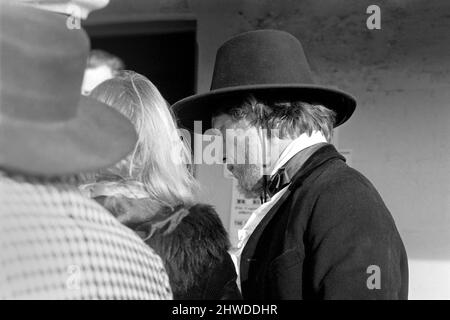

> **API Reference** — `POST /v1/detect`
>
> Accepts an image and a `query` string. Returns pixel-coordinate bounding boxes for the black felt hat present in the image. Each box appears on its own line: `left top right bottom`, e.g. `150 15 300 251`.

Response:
172 29 356 131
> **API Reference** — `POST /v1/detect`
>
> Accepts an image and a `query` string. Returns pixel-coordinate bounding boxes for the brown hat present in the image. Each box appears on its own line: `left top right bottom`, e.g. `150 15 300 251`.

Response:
172 30 357 131
0 2 137 176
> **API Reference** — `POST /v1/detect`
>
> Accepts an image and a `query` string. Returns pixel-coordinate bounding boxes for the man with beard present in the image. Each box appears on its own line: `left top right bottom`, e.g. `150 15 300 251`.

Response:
173 30 408 299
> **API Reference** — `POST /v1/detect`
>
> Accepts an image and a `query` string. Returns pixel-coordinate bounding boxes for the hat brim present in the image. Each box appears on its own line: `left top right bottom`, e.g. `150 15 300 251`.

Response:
172 84 357 132
0 95 137 176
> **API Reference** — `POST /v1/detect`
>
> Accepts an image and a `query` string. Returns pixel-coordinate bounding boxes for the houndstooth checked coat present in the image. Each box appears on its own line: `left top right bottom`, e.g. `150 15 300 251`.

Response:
0 174 173 300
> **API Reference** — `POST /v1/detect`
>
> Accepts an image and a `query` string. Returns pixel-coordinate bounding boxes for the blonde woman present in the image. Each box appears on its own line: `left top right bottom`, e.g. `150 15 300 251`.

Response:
82 71 241 300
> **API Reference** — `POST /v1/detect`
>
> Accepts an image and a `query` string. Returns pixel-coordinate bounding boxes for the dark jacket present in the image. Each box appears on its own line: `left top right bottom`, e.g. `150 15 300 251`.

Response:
95 195 242 300
240 144 408 300
141 203 242 300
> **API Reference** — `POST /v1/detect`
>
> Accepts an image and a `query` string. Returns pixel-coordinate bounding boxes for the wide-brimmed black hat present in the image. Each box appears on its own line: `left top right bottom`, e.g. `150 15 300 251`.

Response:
172 29 356 131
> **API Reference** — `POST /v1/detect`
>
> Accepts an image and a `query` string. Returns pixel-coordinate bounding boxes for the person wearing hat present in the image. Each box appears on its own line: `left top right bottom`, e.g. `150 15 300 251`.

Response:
172 30 408 300
0 2 172 299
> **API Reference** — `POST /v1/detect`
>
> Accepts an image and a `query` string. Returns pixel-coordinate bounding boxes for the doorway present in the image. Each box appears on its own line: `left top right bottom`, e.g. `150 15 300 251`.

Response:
84 20 197 104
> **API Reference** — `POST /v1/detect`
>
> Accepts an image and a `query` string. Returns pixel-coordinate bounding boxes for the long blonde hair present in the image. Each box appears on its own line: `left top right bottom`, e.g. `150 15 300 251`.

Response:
89 71 198 209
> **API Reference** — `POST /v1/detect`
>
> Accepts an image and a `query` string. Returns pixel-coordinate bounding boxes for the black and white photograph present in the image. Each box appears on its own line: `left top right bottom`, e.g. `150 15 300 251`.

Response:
0 0 449 306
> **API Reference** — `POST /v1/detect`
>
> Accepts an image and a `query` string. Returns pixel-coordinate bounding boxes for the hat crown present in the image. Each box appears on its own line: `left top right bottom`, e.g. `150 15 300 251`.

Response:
0 2 89 123
211 30 314 91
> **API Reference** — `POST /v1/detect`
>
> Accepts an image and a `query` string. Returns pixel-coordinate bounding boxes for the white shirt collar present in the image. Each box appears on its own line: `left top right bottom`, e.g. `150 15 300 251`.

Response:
229 131 328 285
270 131 327 177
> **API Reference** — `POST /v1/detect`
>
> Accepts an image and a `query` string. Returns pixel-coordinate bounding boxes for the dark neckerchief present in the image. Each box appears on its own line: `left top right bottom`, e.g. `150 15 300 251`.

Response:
267 142 329 197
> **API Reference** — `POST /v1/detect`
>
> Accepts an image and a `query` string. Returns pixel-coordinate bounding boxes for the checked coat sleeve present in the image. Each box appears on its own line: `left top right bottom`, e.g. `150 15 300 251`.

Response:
0 176 173 300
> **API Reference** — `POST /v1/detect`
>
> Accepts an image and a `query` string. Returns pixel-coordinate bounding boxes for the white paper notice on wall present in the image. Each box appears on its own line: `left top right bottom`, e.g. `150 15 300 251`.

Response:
228 178 261 248
339 149 353 167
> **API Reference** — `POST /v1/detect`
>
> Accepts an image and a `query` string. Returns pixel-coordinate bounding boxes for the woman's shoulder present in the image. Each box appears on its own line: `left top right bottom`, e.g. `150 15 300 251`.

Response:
184 203 227 232
170 202 230 248
186 203 220 220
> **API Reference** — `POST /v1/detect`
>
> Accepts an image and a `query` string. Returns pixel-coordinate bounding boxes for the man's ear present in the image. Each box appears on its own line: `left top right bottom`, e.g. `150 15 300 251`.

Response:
254 125 269 168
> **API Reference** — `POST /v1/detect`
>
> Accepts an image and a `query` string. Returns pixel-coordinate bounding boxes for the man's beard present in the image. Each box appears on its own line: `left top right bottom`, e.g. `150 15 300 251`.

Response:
231 164 265 198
